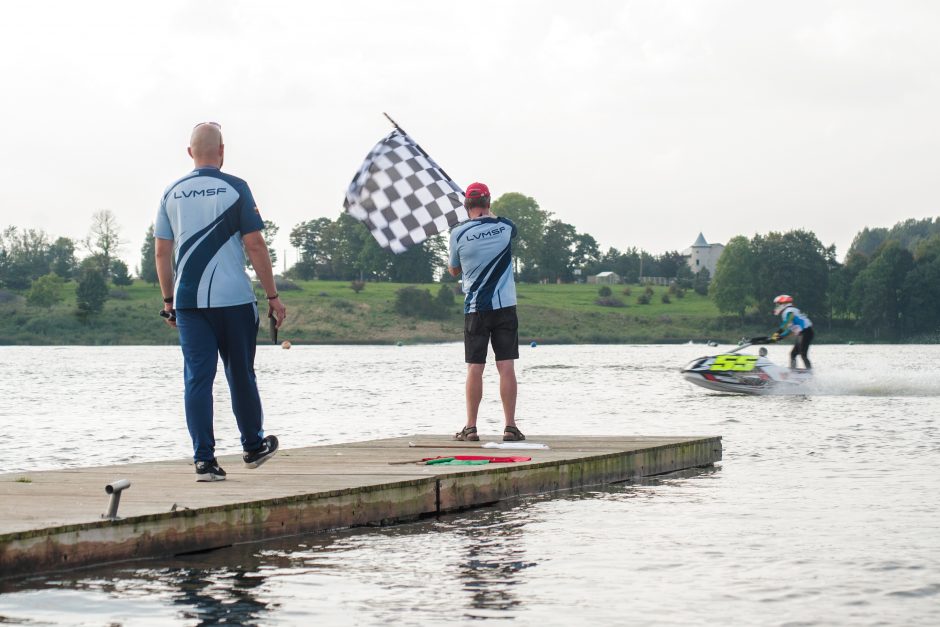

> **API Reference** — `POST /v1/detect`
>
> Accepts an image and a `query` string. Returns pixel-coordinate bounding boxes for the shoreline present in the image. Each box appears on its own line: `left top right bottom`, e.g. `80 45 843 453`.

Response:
0 279 904 346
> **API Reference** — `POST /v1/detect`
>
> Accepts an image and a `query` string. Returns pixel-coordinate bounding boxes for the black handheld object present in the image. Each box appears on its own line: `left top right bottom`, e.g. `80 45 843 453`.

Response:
748 335 774 345
159 309 176 322
268 313 278 345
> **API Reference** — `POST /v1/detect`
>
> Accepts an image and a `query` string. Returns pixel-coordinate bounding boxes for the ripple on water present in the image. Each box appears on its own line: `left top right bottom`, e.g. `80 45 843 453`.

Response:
1 345 939 625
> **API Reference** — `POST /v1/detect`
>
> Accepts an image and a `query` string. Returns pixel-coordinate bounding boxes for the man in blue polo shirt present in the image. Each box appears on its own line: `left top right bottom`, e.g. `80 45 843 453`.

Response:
448 182 524 442
155 122 286 481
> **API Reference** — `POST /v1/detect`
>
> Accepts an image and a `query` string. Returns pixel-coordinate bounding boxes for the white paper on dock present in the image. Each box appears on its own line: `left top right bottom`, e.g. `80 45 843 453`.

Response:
482 442 550 450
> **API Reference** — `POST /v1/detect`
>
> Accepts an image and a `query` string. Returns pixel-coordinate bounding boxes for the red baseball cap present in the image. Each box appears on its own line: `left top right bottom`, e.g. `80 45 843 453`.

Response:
465 182 490 198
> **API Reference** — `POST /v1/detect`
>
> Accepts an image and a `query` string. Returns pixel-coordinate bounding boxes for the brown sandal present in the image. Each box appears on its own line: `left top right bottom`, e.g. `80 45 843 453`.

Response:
454 425 479 442
503 425 525 442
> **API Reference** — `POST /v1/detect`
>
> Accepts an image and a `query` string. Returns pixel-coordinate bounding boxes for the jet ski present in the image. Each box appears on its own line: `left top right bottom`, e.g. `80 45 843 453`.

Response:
681 336 813 395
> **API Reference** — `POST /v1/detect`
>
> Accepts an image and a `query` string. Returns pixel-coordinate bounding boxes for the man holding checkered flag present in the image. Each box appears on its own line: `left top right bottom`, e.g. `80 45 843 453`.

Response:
345 119 524 443
447 182 524 443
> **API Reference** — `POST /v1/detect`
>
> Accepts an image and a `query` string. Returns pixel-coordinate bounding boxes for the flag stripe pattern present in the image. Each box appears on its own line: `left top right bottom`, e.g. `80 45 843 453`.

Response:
344 129 468 253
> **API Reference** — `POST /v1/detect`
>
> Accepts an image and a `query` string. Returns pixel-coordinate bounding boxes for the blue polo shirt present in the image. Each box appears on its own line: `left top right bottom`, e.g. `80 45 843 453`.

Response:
155 167 264 309
449 216 517 313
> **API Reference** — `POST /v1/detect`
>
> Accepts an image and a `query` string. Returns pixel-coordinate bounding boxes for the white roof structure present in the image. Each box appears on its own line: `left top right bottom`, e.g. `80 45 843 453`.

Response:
683 232 714 255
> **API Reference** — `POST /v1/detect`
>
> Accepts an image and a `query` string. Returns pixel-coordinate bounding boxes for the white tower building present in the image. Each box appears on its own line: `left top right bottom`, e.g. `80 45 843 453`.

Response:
684 233 725 275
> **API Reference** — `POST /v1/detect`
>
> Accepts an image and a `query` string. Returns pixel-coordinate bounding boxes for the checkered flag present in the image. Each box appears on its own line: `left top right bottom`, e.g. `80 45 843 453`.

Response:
344 128 467 253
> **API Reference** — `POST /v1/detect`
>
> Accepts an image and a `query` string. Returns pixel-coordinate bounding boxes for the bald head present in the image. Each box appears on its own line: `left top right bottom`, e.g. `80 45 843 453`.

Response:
188 123 224 167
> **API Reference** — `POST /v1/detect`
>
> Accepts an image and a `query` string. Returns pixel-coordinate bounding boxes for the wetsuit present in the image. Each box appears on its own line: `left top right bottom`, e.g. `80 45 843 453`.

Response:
777 305 814 369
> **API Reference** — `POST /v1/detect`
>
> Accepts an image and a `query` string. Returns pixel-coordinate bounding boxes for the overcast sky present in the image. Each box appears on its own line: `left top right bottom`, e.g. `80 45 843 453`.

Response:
1 0 938 268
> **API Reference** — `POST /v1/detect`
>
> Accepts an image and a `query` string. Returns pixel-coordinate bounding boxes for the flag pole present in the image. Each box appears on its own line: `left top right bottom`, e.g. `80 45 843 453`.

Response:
381 113 458 187
383 112 405 134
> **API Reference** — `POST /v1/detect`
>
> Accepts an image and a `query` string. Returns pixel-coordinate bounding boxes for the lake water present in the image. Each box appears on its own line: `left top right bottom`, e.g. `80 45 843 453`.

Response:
1 343 939 625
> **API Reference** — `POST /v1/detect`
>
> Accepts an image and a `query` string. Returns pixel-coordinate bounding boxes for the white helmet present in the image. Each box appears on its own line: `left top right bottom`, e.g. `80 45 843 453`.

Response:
773 294 793 315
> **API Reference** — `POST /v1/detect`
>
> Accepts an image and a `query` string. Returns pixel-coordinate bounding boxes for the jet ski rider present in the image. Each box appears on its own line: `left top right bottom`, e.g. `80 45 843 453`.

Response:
770 294 814 370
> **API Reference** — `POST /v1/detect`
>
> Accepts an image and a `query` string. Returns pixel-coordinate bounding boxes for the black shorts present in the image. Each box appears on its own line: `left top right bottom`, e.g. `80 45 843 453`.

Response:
464 306 519 364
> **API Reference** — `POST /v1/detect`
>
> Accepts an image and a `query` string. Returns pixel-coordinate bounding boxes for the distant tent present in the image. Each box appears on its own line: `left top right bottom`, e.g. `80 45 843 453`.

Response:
592 271 621 285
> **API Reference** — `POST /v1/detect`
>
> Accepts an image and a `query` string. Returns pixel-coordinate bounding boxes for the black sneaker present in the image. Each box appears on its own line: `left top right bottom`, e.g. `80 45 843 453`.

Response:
195 459 227 482
243 435 279 469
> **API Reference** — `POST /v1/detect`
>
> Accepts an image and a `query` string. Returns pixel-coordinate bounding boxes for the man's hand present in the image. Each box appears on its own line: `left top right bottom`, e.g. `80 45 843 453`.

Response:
770 332 780 342
244 231 285 329
155 237 176 329
162 302 177 328
268 296 287 329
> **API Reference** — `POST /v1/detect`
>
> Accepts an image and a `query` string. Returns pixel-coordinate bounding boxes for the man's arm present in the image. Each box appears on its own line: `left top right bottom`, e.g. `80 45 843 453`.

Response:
155 237 176 327
447 229 461 277
243 231 287 329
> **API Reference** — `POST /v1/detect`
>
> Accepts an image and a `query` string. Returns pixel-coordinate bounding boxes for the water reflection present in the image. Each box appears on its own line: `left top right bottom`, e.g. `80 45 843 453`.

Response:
1 563 277 626
1 475 712 625
451 511 535 615
167 567 273 626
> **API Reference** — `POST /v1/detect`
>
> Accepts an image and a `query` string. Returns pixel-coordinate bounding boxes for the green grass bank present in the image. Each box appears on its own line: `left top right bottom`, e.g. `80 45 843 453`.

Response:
0 279 860 346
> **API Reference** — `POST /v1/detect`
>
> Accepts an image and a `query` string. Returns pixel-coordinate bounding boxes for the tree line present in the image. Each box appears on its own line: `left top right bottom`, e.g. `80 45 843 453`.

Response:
7 199 938 340
1 192 709 311
0 210 132 316
283 192 702 286
710 217 940 339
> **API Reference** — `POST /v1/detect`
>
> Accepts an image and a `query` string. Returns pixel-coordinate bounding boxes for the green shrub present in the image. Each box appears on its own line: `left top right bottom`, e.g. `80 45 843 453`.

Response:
435 283 455 311
76 268 108 317
622 286 632 296
694 268 710 295
395 286 443 319
598 285 612 298
661 293 671 304
27 274 64 308
637 293 651 305
111 260 133 286
596 296 625 307
275 277 301 291
350 280 365 294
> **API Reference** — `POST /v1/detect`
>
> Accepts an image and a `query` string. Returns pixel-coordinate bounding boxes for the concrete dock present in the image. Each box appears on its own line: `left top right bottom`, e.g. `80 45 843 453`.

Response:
0 435 721 579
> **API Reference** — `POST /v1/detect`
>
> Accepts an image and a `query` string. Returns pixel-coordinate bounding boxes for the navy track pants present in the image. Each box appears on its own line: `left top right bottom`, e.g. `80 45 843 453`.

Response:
176 303 265 462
